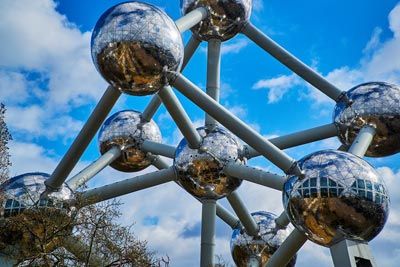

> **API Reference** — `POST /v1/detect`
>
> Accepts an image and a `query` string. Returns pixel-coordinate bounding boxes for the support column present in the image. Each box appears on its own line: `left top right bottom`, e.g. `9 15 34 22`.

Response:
206 38 221 129
46 86 121 191
330 240 377 267
175 7 208 33
348 124 376 157
201 199 216 267
227 191 259 236
142 96 162 122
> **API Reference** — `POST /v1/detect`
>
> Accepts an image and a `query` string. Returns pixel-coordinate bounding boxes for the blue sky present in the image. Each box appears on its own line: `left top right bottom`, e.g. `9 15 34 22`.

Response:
1 0 400 266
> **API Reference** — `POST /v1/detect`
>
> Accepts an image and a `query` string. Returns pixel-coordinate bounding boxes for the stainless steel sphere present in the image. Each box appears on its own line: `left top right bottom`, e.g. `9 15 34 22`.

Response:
283 150 389 247
231 211 296 267
181 0 252 41
98 110 162 172
91 1 184 95
334 82 400 157
0 172 74 218
174 127 244 199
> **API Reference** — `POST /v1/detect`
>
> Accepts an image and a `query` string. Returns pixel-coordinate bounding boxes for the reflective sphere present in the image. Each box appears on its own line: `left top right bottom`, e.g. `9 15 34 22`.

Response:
181 0 252 41
283 150 389 247
231 211 296 267
91 2 184 95
334 82 400 157
0 172 74 218
174 127 244 199
99 110 162 172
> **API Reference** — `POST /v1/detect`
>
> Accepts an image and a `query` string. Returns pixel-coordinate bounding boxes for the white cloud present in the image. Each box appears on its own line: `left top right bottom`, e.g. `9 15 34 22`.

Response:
253 74 301 103
221 39 249 55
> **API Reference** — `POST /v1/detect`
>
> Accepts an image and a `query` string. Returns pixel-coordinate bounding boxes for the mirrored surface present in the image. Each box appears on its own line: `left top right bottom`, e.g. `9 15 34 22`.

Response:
0 173 74 218
181 0 252 41
334 82 400 157
99 110 162 172
283 150 389 247
92 2 184 95
174 126 244 199
231 211 296 267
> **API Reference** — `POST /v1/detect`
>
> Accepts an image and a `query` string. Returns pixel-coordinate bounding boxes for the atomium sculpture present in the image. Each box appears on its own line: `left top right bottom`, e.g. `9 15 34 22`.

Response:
1 1 399 267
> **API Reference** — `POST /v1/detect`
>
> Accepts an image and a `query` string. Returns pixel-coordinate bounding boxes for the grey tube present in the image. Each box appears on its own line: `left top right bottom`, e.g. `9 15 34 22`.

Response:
224 163 286 191
175 7 208 33
275 211 290 229
141 95 162 122
158 85 202 149
200 199 216 267
205 38 221 129
80 167 175 205
227 191 259 237
46 86 121 190
66 146 122 191
265 228 307 267
242 22 344 102
141 140 176 159
171 74 300 175
216 204 241 229
245 123 338 158
348 124 376 157
182 35 201 69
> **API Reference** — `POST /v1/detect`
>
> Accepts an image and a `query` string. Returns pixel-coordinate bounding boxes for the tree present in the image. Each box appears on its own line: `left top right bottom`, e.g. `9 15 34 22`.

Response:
0 103 12 185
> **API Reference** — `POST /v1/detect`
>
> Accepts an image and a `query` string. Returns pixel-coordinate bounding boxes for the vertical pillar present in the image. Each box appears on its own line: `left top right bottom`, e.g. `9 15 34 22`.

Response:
201 199 216 267
330 239 377 267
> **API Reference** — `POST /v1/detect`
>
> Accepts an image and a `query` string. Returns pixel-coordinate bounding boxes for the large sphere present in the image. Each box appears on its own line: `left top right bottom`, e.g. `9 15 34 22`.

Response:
91 2 184 95
99 110 162 172
231 211 296 267
334 82 400 157
174 127 244 199
181 0 252 41
283 150 389 247
0 172 74 218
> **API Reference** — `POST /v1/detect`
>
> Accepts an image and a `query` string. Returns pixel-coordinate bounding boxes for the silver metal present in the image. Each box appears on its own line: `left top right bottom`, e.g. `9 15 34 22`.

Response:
91 2 184 95
149 155 171 170
66 146 122 191
0 173 74 218
245 123 338 158
348 124 376 157
181 0 252 41
175 7 209 33
141 95 162 122
182 35 202 69
99 110 162 172
200 199 216 267
216 204 241 229
283 150 389 247
158 86 202 149
275 211 290 229
330 239 377 267
265 228 307 267
80 167 175 205
174 126 244 199
231 211 296 267
334 82 400 157
46 86 120 191
224 163 286 191
242 22 344 102
206 38 221 129
172 74 300 175
141 140 176 159
227 191 259 236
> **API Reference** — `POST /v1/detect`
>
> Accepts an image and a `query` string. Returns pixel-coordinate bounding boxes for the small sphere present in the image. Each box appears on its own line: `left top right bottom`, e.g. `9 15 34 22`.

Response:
334 82 400 157
231 211 296 267
0 172 74 218
98 110 162 172
91 2 184 95
283 150 389 247
181 0 252 41
174 127 244 199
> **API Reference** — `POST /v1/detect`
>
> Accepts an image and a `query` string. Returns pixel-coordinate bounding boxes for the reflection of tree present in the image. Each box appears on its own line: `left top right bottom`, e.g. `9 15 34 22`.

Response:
0 104 12 185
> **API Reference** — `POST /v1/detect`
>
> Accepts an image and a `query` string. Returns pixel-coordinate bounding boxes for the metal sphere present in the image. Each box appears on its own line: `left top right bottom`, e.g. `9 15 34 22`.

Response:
98 110 162 172
283 150 389 247
174 126 244 199
231 211 296 267
334 82 400 157
181 0 252 41
91 1 184 95
0 172 74 218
